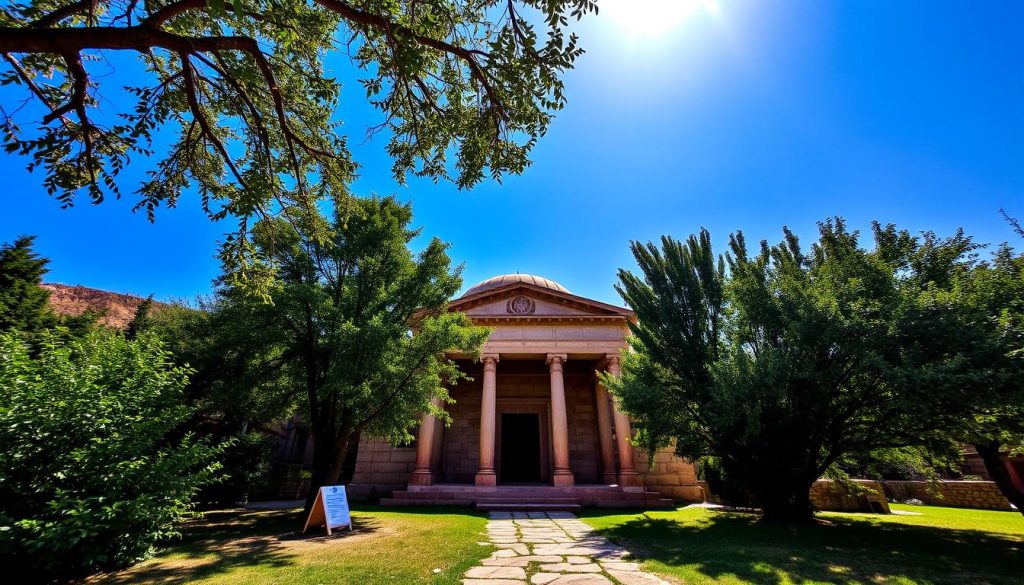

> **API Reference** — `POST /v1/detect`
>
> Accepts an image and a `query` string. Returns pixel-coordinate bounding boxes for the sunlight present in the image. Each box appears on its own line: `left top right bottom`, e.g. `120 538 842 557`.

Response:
602 0 721 37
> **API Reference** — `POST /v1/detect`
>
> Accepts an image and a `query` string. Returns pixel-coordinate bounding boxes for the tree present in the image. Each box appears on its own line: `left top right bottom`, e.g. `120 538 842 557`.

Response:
945 243 1024 515
0 235 54 335
609 220 998 523
0 0 594 273
125 294 154 340
209 196 488 511
0 329 223 580
146 300 295 505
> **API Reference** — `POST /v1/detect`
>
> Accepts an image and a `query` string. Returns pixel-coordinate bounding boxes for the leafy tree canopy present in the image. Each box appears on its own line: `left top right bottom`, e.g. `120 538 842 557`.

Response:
204 195 488 510
609 219 1023 523
0 0 594 277
943 242 1024 514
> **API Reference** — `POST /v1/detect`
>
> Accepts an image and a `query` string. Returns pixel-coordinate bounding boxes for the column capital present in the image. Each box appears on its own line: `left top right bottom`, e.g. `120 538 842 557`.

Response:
545 353 568 368
481 353 499 370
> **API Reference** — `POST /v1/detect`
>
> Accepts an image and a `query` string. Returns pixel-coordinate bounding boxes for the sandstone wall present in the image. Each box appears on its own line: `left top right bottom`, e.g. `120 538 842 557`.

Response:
351 359 608 496
880 480 1012 511
348 436 416 500
441 360 604 484
635 445 704 502
810 479 890 513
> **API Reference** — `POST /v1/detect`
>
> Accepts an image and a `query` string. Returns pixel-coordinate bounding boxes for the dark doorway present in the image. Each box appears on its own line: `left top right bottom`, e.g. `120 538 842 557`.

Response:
500 413 542 483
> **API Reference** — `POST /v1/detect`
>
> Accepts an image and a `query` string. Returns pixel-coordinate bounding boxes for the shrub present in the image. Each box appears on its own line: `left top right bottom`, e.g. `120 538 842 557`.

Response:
195 431 274 507
0 330 223 580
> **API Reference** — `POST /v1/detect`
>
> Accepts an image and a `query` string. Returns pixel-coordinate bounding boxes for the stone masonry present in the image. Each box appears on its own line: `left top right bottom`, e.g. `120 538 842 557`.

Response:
880 480 1013 511
465 511 669 585
810 479 891 513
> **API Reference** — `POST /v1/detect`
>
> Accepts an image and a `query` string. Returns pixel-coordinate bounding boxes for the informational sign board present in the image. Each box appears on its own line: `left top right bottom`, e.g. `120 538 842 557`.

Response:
302 485 353 536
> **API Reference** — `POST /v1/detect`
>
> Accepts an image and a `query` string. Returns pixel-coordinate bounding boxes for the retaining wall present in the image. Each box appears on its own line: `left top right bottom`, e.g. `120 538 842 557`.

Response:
810 479 890 513
880 480 1012 511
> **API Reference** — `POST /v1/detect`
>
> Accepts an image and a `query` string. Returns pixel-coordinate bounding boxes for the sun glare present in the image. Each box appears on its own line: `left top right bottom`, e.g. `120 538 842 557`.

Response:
603 0 721 37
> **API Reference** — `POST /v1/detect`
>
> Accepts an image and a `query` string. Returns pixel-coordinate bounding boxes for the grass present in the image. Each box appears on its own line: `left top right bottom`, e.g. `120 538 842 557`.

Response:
88 505 493 585
579 504 1024 585
88 503 1023 585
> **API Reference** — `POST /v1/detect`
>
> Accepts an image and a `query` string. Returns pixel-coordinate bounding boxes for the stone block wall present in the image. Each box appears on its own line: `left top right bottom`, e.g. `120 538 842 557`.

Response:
810 479 890 513
565 371 601 483
348 436 416 501
880 480 1013 511
635 445 704 502
352 359 607 494
442 373 483 483
440 360 604 484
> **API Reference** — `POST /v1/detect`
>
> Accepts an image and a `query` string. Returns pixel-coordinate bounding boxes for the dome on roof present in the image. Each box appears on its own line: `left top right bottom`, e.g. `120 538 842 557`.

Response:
464 274 570 297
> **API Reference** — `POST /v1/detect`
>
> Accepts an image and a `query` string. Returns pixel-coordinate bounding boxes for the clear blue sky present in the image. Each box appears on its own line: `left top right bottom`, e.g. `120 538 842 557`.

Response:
2 0 1021 305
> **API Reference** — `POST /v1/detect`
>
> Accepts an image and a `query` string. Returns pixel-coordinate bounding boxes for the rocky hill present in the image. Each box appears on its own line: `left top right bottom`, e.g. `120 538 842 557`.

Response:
42 283 156 329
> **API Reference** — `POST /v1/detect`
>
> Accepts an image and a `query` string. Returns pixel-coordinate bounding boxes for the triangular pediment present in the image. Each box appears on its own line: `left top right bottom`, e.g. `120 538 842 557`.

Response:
449 283 633 320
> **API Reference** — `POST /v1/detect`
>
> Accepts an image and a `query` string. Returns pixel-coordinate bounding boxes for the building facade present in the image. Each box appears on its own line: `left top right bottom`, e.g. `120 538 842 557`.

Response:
347 274 704 507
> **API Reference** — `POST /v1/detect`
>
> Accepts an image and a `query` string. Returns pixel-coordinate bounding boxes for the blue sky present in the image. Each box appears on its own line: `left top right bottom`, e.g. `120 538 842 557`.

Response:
1 0 1021 305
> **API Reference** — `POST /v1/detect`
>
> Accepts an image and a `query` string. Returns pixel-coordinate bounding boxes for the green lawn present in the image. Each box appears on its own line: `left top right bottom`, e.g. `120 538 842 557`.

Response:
89 505 493 585
580 504 1024 585
89 503 1023 585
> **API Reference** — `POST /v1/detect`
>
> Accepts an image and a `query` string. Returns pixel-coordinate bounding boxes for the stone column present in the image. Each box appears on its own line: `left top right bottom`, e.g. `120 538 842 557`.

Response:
409 398 441 486
475 354 499 486
546 353 574 487
607 354 641 489
594 377 618 484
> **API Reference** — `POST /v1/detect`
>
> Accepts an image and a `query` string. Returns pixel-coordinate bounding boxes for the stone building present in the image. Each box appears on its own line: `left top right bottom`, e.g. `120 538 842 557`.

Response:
346 274 704 510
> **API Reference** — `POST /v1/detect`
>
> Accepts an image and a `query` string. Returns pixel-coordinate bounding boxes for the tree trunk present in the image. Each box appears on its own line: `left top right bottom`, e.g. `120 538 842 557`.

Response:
303 425 337 515
327 431 353 485
759 481 815 524
973 440 1024 517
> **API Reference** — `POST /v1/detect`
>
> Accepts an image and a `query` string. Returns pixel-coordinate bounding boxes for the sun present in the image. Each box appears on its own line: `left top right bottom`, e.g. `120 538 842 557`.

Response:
602 0 721 37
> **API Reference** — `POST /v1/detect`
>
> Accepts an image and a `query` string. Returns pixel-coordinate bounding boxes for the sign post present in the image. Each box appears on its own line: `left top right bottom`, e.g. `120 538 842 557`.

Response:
303 485 353 536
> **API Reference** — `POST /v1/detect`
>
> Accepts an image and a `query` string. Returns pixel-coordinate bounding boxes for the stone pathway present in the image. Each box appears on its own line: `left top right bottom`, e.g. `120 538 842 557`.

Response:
464 511 670 585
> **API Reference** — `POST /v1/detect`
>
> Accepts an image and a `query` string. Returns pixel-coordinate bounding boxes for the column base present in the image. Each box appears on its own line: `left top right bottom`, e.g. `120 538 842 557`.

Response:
475 471 497 486
408 470 436 486
602 472 619 485
618 470 642 490
552 470 575 487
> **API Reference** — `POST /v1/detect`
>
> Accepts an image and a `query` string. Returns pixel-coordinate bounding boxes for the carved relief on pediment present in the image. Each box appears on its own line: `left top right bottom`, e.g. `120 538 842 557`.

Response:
506 295 535 315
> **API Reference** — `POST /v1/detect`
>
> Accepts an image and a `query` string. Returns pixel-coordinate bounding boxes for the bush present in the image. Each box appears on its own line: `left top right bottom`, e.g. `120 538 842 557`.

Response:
0 331 223 580
195 431 273 508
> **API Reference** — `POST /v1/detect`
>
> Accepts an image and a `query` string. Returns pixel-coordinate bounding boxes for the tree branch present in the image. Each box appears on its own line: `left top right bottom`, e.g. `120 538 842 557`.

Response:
30 0 99 28
179 51 248 190
1 52 72 127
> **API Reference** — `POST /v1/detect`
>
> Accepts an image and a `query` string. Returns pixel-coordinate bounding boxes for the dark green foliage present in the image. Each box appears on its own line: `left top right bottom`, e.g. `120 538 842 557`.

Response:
944 243 1024 514
0 1 596 285
610 219 1023 523
206 196 490 510
0 235 54 335
194 431 273 508
125 295 155 340
0 330 224 580
146 303 285 506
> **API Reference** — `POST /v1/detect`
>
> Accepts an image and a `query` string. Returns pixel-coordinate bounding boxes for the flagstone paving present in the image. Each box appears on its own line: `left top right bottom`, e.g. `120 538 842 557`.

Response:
464 511 670 585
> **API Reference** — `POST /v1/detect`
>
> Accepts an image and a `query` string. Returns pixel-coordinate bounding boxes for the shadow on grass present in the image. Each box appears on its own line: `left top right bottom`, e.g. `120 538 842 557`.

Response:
587 510 1023 585
92 508 383 585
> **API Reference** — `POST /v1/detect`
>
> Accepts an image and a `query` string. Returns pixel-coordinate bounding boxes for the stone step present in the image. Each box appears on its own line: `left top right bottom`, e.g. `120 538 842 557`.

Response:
475 497 582 505
379 497 474 507
386 486 679 509
476 503 583 512
592 498 675 509
407 484 624 493
391 490 469 499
